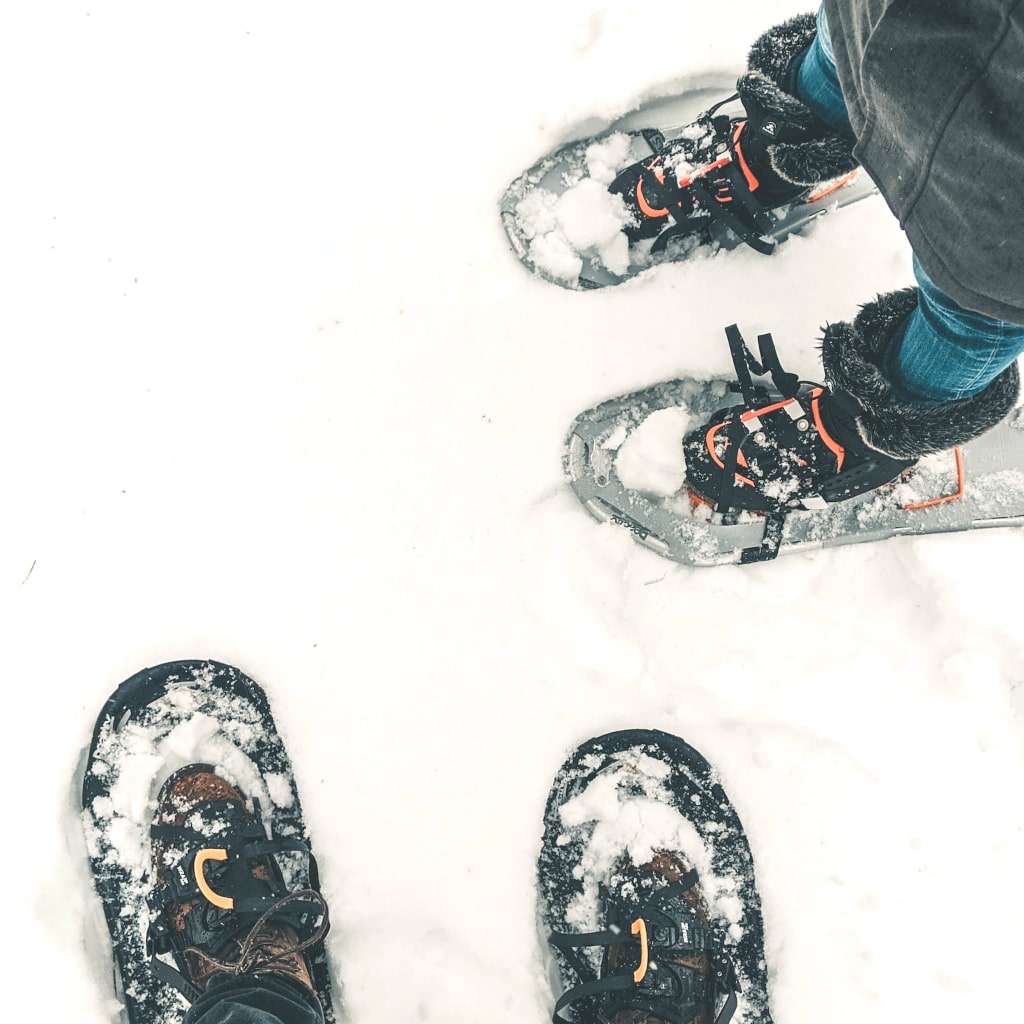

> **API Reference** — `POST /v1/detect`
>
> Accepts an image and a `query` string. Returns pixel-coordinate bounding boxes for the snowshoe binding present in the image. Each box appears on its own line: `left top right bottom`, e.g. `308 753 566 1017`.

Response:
608 91 835 259
549 854 740 1024
682 324 915 561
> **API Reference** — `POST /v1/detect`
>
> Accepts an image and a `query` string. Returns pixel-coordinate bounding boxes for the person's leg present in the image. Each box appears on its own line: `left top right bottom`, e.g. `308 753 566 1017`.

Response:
787 5 852 133
184 974 325 1024
787 7 1024 407
882 256 1024 404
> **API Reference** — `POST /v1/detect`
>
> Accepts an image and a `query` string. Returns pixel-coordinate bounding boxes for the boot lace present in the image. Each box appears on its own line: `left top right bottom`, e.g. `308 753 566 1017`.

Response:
184 889 330 987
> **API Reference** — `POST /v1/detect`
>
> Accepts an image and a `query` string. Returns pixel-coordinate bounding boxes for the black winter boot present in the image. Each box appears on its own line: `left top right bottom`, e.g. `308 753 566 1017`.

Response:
738 14 858 200
609 12 857 253
683 290 1020 514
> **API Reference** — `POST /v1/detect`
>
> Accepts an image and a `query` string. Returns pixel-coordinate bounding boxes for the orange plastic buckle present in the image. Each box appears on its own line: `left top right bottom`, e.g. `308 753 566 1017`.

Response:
631 918 649 983
194 848 234 910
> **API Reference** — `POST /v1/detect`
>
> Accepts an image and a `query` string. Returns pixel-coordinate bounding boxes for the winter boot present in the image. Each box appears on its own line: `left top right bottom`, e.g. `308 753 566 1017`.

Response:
548 851 739 1024
820 289 1021 458
684 289 1020 520
147 765 331 1004
610 13 857 254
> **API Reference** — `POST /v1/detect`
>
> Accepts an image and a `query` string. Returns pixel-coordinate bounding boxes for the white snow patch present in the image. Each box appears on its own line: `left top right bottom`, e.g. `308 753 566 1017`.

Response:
583 133 634 185
555 178 631 252
528 230 584 284
615 407 691 495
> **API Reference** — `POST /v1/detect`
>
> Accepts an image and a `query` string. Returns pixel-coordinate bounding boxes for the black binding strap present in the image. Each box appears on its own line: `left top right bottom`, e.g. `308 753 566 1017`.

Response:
710 334 794 562
552 972 635 1023
740 509 786 563
713 991 740 1024
548 869 740 1024
549 929 740 1024
706 93 740 118
149 953 204 1004
755 332 801 398
651 869 699 901
713 415 747 517
724 325 759 405
724 325 800 401
548 926 639 1023
690 179 776 255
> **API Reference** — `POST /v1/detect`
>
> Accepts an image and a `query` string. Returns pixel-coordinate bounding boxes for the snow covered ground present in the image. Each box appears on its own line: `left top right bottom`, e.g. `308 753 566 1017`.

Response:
5 2 1024 1023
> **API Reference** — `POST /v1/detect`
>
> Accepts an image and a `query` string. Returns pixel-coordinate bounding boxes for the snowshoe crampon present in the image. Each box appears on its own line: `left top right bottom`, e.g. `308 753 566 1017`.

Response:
564 326 1024 566
537 729 771 1024
500 79 875 290
80 660 337 1024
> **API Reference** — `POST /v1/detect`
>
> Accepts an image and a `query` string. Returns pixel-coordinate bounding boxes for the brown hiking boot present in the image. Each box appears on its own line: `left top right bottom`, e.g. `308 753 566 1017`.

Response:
549 850 738 1024
148 764 330 1001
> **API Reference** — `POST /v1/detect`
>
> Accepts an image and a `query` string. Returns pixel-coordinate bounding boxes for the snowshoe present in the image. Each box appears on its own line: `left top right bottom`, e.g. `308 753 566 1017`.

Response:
81 660 337 1024
501 85 871 290
563 314 1024 566
538 729 771 1024
503 14 871 288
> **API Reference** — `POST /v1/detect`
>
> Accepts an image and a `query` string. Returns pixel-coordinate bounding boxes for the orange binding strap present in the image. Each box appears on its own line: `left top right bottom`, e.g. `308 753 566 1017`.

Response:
901 447 965 510
810 391 845 472
631 918 650 984
636 178 670 219
806 170 859 204
731 123 760 193
677 156 731 190
194 848 234 910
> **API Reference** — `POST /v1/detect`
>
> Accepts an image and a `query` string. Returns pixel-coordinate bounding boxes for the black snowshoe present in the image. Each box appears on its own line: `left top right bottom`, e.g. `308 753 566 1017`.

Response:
81 660 337 1024
538 730 772 1024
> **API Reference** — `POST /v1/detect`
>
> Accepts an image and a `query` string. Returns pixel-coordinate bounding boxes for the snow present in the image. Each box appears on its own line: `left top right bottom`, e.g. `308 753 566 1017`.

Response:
5 3 1024 1024
615 408 691 495
517 134 636 279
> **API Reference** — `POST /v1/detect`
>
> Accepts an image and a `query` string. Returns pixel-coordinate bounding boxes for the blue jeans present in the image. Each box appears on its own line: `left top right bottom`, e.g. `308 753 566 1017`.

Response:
789 5 852 134
184 975 324 1024
788 5 1024 405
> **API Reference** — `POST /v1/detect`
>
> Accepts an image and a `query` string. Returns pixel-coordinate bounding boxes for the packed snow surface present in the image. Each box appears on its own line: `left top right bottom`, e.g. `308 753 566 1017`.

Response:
6 4 1024 1024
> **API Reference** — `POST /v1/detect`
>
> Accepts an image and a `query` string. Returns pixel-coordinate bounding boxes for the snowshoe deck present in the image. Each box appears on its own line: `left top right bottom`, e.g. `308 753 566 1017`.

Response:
81 660 336 1024
538 729 772 1024
501 79 876 290
565 377 1024 566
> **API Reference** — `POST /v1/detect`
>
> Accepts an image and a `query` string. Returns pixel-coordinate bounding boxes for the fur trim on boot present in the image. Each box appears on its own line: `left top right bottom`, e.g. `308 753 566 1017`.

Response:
735 13 857 187
747 11 818 83
821 289 1021 459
